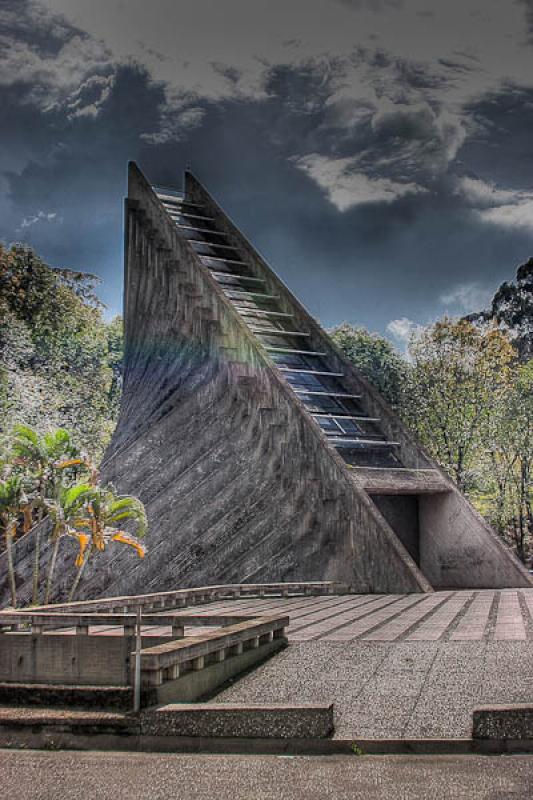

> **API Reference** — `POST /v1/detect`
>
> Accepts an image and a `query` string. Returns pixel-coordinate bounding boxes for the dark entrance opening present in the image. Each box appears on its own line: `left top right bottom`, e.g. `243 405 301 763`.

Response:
371 495 420 566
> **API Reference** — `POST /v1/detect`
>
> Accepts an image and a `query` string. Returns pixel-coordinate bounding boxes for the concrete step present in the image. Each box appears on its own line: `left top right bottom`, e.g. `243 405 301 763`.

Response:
0 683 150 712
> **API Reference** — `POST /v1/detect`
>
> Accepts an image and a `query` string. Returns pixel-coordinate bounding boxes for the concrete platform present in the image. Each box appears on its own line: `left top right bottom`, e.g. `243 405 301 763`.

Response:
186 589 533 642
199 591 533 740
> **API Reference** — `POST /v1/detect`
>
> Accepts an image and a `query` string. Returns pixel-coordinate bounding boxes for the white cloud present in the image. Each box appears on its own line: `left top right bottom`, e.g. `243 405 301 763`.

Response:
456 177 522 208
294 154 426 210
43 0 533 108
4 0 533 200
33 0 533 165
440 282 493 312
17 210 60 231
477 199 533 233
455 176 533 233
386 316 424 345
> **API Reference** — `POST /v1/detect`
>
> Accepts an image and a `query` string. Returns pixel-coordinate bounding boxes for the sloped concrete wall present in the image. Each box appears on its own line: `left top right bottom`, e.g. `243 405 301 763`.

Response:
419 493 530 589
64 163 430 598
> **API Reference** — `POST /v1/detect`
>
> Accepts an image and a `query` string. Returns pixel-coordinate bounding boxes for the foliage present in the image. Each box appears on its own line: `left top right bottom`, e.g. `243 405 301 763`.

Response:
0 244 123 458
0 423 147 607
474 359 533 561
0 475 30 607
329 322 408 407
66 484 147 601
10 424 84 603
466 257 533 361
402 318 516 492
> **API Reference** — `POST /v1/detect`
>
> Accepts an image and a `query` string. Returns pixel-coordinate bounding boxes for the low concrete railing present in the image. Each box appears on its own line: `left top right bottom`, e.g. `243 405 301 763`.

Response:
0 612 190 636
30 581 348 615
0 606 289 700
0 584 309 704
140 615 289 687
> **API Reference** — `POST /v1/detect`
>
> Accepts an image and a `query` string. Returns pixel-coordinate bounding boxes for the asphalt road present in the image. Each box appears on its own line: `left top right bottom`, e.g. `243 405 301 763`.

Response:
1 750 532 800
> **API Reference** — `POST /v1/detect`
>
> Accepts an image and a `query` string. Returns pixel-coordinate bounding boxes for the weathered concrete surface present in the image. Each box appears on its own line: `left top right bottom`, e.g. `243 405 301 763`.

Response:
0 633 138 686
2 750 533 800
56 163 433 598
0 683 141 711
152 638 285 704
213 638 533 740
418 492 532 589
140 703 334 739
473 705 533 740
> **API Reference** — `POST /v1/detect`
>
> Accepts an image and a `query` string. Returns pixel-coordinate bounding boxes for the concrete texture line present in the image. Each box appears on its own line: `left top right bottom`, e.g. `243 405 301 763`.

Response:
406 593 473 641
287 595 381 635
190 594 346 617
518 590 533 639
400 645 442 737
362 594 452 642
325 595 425 642
450 592 495 641
493 591 526 641
292 596 403 641
266 596 371 626
520 590 533 624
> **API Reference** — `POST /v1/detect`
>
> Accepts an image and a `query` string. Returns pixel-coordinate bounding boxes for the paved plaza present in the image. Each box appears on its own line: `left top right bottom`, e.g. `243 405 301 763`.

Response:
189 589 533 643
184 590 533 740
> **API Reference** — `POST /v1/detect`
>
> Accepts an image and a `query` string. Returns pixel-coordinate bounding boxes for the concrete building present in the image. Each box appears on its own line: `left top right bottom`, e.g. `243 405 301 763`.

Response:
1 162 531 602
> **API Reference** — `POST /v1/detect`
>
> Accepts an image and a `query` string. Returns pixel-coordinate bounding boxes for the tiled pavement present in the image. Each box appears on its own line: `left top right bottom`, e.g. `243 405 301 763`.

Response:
187 589 533 642
198 590 533 739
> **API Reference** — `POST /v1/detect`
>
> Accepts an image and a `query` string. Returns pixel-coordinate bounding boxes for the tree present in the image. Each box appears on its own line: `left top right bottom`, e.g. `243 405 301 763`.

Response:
466 257 533 361
329 322 408 407
10 425 81 604
477 359 533 562
0 476 30 607
0 244 123 457
404 318 516 492
67 486 147 601
43 481 95 605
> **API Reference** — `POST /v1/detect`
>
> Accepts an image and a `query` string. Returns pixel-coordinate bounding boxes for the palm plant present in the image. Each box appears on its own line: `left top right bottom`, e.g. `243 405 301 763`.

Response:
11 425 81 604
0 476 30 607
42 483 94 604
67 486 147 601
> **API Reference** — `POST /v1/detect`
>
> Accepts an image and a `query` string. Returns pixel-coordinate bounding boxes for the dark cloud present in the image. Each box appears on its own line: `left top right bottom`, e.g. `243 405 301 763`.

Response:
460 84 533 188
1 0 533 334
1 64 168 311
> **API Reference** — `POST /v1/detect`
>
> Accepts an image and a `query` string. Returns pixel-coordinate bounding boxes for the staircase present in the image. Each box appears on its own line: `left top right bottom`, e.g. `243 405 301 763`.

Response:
155 187 402 469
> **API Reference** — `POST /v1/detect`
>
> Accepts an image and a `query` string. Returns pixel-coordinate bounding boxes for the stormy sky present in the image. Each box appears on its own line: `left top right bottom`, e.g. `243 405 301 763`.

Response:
1 1 533 345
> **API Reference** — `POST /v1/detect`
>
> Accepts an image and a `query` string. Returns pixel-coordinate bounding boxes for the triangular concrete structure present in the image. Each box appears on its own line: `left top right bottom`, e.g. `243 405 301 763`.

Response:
56 164 533 597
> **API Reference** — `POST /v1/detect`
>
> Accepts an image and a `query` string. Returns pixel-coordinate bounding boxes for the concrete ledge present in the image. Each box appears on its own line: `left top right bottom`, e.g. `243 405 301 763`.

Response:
473 705 533 740
0 706 532 754
1 725 533 755
0 683 155 711
140 703 334 739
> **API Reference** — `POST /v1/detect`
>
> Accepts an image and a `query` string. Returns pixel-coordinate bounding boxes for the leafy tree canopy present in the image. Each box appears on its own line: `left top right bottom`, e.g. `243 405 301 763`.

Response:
0 244 123 457
467 256 533 361
329 322 408 407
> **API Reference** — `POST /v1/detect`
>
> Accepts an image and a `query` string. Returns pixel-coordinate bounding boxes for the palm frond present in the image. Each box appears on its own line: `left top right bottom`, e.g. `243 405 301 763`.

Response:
110 530 146 558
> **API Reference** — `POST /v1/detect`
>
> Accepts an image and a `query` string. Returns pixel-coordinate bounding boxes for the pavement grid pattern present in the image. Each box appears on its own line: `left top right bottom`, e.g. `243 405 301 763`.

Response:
188 590 533 740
